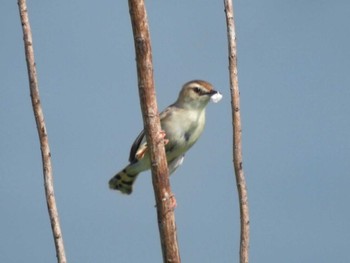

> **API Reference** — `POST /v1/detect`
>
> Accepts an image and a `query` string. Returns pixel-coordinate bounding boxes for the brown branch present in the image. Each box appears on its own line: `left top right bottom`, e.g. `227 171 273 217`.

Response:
223 1 250 263
17 1 67 263
128 1 181 262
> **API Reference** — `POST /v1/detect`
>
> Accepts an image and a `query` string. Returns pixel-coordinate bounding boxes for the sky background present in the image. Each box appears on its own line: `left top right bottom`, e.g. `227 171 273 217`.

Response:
1 1 350 262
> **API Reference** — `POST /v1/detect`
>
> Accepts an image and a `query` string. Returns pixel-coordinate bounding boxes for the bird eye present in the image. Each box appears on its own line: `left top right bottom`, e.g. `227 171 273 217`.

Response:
193 87 201 94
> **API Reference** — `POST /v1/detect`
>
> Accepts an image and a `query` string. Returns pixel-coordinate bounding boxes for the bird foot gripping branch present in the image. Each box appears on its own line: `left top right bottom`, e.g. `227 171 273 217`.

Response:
158 130 169 145
134 130 168 161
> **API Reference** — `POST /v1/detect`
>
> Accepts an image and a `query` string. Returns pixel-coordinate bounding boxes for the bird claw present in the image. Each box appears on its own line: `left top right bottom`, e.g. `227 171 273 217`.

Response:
159 130 169 145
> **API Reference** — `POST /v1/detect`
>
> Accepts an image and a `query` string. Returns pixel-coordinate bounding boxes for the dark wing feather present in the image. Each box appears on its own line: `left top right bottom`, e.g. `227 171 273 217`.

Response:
128 105 176 163
128 130 146 163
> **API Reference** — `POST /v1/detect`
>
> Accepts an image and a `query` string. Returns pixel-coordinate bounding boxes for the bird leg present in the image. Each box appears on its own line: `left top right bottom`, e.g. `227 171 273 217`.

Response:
135 130 168 161
158 130 169 145
135 144 148 160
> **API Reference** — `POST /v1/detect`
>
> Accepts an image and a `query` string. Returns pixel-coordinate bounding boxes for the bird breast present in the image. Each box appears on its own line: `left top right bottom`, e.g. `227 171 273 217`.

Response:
162 108 206 160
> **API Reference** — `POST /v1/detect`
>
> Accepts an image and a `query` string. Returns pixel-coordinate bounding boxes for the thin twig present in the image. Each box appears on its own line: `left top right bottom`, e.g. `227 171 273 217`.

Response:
17 1 67 263
223 1 250 263
127 1 181 262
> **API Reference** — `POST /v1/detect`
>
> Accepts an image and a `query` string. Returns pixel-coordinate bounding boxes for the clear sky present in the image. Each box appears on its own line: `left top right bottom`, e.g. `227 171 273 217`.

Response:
1 1 350 262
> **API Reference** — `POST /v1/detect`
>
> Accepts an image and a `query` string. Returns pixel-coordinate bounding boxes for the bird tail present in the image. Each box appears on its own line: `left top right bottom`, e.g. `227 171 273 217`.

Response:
108 166 139 194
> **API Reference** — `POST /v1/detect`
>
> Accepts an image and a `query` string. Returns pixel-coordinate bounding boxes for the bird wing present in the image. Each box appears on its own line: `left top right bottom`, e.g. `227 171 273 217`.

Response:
159 105 174 120
128 105 176 163
128 130 147 163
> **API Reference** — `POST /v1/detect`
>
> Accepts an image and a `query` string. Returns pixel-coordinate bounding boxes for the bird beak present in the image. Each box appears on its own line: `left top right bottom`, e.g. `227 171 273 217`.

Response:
207 89 218 95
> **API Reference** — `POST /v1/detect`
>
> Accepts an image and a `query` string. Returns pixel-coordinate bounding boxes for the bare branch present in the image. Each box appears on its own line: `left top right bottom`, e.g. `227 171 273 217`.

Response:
223 1 250 263
128 1 181 262
17 1 67 263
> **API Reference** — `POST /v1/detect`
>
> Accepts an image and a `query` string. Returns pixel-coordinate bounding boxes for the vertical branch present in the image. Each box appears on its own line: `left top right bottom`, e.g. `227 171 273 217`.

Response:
17 1 67 263
223 1 250 263
128 1 181 263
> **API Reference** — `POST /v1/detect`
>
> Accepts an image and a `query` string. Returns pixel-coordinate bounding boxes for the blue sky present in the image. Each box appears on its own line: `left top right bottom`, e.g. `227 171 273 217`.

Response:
1 1 350 262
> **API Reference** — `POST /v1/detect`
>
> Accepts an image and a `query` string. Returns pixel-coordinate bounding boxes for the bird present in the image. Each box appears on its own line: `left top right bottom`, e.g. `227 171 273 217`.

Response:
109 80 222 194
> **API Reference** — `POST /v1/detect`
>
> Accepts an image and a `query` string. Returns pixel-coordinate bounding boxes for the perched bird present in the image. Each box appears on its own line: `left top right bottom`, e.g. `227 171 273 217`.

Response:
109 80 222 194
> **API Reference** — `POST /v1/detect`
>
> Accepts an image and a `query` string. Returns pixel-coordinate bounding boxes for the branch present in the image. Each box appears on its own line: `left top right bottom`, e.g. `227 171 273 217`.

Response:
17 1 67 263
223 1 250 263
127 1 181 262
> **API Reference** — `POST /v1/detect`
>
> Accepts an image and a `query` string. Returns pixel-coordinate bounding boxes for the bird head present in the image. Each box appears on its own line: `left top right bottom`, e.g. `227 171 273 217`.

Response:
175 80 222 110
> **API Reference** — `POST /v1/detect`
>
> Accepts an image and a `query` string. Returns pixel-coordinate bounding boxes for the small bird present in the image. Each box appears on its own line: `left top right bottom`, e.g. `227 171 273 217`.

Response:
109 80 222 194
